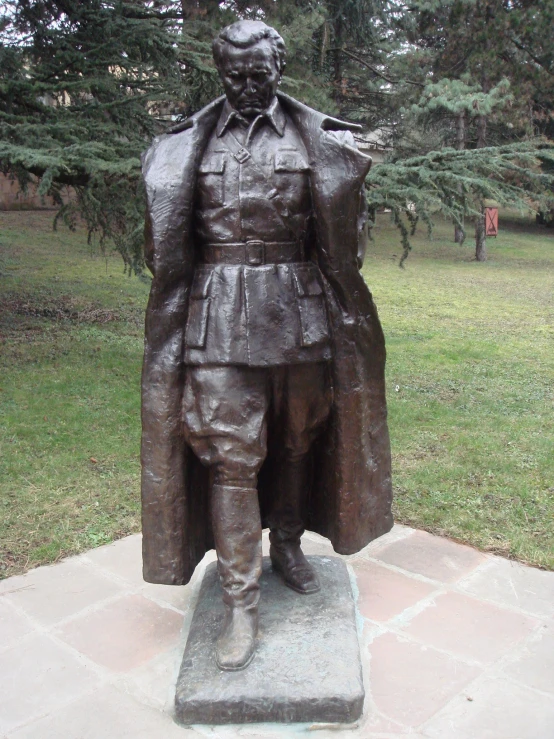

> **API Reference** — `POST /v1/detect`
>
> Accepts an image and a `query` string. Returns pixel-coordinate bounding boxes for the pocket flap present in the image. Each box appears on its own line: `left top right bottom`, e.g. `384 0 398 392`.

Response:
292 266 323 297
199 153 226 174
275 150 309 173
190 269 213 299
185 297 210 349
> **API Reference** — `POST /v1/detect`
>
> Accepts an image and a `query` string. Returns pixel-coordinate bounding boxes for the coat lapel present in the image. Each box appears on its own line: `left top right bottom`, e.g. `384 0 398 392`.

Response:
140 98 223 585
142 96 224 284
279 93 393 552
279 93 373 318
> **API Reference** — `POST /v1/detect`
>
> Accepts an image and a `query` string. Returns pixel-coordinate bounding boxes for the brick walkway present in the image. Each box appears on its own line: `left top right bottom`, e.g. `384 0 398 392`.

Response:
1 525 553 738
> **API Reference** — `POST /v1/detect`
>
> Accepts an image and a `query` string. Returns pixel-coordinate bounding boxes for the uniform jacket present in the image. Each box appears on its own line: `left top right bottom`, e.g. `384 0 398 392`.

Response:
184 98 331 366
141 92 393 585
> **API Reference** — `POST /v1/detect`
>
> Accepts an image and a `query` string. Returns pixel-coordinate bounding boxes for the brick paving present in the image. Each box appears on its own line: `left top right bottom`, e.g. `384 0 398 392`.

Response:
1 525 553 738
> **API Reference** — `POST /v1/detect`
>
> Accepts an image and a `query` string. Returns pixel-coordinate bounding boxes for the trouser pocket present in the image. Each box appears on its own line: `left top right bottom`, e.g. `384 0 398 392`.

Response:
292 265 330 347
184 269 213 349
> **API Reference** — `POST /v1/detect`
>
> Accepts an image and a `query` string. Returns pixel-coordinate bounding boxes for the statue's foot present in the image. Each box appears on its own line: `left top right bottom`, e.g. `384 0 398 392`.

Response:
270 542 321 594
215 606 258 671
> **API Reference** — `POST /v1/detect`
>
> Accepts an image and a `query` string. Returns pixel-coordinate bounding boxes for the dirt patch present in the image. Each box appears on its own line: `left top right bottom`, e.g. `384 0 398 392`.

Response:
0 294 119 324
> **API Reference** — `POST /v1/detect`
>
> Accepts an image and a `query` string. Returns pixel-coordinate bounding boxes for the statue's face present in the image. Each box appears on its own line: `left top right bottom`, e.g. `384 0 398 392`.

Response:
219 40 281 119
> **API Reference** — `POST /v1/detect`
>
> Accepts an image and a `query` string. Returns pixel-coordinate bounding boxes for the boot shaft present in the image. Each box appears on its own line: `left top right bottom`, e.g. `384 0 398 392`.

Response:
211 484 262 608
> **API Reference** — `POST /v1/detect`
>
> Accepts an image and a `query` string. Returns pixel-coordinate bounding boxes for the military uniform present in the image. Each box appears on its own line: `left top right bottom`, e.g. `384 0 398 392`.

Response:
182 99 332 496
141 90 393 602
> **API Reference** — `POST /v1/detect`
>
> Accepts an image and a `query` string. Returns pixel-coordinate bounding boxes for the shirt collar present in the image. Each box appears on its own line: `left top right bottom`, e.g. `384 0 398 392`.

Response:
216 97 286 138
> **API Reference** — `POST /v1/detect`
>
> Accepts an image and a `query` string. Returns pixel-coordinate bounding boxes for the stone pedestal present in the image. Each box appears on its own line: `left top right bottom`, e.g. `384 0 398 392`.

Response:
174 555 364 725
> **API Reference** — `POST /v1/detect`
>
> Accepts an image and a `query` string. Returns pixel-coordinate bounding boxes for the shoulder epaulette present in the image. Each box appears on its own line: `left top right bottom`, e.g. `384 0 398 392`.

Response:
166 119 193 134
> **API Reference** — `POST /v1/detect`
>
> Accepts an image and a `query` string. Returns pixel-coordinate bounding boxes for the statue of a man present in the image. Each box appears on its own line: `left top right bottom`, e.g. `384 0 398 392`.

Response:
141 20 393 671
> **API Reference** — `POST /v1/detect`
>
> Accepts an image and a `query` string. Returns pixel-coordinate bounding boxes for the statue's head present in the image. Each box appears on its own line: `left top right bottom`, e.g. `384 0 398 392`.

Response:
213 20 286 119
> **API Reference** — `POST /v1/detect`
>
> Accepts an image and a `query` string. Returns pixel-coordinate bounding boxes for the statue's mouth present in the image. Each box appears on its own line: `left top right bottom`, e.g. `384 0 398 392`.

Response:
238 100 263 111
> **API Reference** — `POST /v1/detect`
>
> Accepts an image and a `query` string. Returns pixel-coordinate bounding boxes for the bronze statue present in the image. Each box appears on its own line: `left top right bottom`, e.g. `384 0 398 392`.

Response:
141 20 393 672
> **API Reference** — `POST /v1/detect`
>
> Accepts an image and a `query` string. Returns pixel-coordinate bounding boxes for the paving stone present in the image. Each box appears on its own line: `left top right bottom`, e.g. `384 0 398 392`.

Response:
423 675 554 739
461 556 554 618
141 582 194 612
0 634 100 733
502 623 554 695
358 710 411 735
375 530 487 583
361 524 417 557
351 559 436 622
1 560 122 626
82 534 144 586
119 643 184 709
141 550 217 613
57 594 184 672
299 533 335 556
0 599 35 650
368 632 479 726
175 557 364 725
403 591 539 664
7 685 196 739
2 528 554 738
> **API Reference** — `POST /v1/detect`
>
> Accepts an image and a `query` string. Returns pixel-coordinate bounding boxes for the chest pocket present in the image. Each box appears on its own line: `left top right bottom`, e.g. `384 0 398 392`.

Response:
274 150 309 173
198 152 226 208
274 149 311 217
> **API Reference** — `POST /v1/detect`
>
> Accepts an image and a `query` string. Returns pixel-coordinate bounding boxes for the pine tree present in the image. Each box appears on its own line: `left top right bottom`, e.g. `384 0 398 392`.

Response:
1 0 553 270
409 77 513 250
407 0 554 260
0 0 218 271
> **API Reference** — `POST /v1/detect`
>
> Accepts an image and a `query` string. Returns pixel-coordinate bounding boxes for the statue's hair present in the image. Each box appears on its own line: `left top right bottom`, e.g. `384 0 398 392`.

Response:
212 20 286 74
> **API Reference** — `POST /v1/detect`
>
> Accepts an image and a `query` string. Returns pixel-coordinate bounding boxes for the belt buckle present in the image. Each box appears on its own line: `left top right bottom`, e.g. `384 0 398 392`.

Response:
246 240 264 266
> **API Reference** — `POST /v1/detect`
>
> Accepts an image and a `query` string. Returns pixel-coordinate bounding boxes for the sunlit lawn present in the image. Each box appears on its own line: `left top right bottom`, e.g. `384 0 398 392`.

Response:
1 209 553 577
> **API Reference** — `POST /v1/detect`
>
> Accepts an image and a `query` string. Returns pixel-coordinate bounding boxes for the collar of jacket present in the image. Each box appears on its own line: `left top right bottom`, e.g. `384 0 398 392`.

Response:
215 97 286 138
165 92 363 136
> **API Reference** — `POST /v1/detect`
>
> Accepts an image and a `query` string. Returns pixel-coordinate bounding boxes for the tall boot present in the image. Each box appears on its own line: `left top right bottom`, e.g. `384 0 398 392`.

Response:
211 484 262 671
268 457 320 594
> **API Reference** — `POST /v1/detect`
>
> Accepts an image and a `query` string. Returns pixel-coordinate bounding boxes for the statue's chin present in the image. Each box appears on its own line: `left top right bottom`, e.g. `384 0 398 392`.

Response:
236 101 265 118
238 108 262 119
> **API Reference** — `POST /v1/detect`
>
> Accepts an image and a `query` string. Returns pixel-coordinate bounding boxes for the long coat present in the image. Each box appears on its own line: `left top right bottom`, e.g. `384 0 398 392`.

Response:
141 92 393 585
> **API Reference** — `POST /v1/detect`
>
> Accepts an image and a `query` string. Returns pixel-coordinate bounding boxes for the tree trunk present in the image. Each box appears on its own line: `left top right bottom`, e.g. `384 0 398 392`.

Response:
476 113 487 148
333 7 344 89
454 112 465 243
181 0 201 20
474 112 488 260
475 206 487 261
320 22 330 70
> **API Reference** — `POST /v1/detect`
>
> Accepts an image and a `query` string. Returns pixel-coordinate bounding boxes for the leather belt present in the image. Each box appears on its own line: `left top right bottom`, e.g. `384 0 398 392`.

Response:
201 240 304 266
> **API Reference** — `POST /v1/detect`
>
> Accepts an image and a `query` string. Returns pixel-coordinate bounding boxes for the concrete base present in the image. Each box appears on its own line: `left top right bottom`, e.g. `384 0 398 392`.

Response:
174 556 364 725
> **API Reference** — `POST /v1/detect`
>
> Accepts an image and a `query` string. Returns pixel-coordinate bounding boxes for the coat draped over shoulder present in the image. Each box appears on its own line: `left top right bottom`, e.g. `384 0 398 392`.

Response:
141 93 393 585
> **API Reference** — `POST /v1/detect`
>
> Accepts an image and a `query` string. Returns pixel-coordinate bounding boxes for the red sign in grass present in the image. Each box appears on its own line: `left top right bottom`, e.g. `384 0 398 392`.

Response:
485 207 499 236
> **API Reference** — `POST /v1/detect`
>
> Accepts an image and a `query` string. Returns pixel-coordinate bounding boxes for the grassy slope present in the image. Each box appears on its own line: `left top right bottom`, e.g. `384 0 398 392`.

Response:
0 210 552 577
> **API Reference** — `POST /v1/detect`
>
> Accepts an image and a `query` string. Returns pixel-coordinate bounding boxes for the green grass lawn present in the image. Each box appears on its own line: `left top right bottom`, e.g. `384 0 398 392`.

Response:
1 209 553 578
